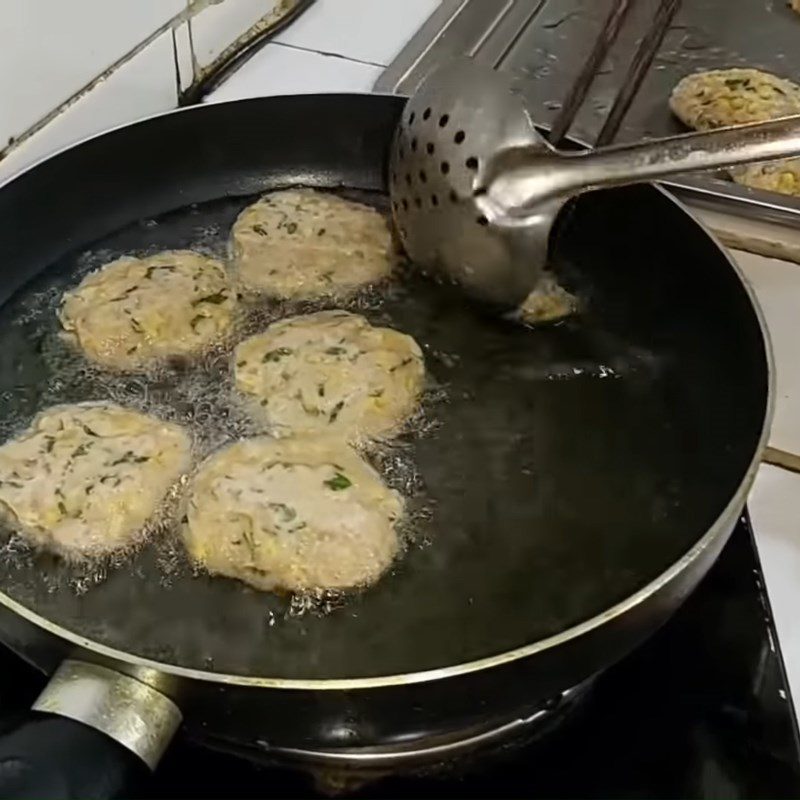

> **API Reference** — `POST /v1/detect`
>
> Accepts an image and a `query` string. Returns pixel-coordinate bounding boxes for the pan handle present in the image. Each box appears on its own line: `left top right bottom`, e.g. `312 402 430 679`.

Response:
0 713 142 799
0 660 181 799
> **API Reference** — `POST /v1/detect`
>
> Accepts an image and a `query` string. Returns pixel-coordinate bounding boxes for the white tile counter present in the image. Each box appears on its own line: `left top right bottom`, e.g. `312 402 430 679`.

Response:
0 0 292 183
0 0 184 148
735 251 800 455
205 0 439 103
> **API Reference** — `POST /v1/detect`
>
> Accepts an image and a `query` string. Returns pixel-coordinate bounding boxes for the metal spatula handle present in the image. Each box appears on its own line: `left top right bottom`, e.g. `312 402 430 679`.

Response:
481 114 800 221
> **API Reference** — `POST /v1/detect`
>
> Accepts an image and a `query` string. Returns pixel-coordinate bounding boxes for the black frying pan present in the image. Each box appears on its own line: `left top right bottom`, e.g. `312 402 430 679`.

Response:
0 94 770 797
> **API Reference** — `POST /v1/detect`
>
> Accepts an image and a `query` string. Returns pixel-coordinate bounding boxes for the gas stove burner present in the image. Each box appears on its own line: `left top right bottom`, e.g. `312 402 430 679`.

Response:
202 678 595 794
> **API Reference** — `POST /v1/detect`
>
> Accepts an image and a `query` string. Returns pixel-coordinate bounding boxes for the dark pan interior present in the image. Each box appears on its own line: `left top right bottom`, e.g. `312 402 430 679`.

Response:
0 96 768 680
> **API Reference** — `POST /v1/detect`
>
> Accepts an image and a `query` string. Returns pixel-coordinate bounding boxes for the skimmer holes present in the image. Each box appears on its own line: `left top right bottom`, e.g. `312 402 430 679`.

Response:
423 108 432 120
426 142 435 155
454 130 466 144
431 194 439 207
441 162 450 175
439 114 449 128
466 156 479 170
419 170 427 184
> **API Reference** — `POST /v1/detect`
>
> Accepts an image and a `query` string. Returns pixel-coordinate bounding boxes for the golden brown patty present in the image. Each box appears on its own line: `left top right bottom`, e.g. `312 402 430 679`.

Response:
182 435 402 592
234 310 425 441
229 189 394 299
59 250 236 370
670 68 800 130
0 403 192 559
730 158 800 197
519 272 579 325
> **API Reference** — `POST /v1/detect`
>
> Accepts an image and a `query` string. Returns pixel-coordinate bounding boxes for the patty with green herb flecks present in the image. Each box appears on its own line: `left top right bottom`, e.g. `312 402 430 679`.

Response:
730 157 800 197
0 403 191 559
59 250 236 370
669 68 800 130
234 310 425 442
182 435 402 592
229 189 394 299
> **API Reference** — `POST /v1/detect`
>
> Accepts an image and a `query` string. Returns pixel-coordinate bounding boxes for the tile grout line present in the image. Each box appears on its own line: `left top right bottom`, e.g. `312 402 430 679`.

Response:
270 40 386 68
187 15 199 77
170 28 183 101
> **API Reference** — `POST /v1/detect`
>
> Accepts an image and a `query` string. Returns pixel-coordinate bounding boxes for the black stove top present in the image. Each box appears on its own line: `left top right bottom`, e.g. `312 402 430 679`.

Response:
2 514 798 799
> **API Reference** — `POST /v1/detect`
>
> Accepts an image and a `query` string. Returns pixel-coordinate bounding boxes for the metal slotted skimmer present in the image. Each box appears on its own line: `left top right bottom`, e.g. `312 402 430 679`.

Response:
390 59 557 307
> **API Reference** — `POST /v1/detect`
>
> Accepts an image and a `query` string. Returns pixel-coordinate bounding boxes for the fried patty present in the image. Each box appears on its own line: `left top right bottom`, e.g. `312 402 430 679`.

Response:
730 158 800 197
519 272 579 325
229 189 394 299
0 403 192 558
670 68 800 130
182 435 402 592
59 250 236 370
234 310 425 442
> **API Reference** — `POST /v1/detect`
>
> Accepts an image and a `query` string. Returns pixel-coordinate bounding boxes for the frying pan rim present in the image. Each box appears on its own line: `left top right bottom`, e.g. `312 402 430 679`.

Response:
0 98 774 690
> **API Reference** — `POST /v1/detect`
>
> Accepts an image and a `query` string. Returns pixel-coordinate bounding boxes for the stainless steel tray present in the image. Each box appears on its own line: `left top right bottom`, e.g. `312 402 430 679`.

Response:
375 0 800 228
